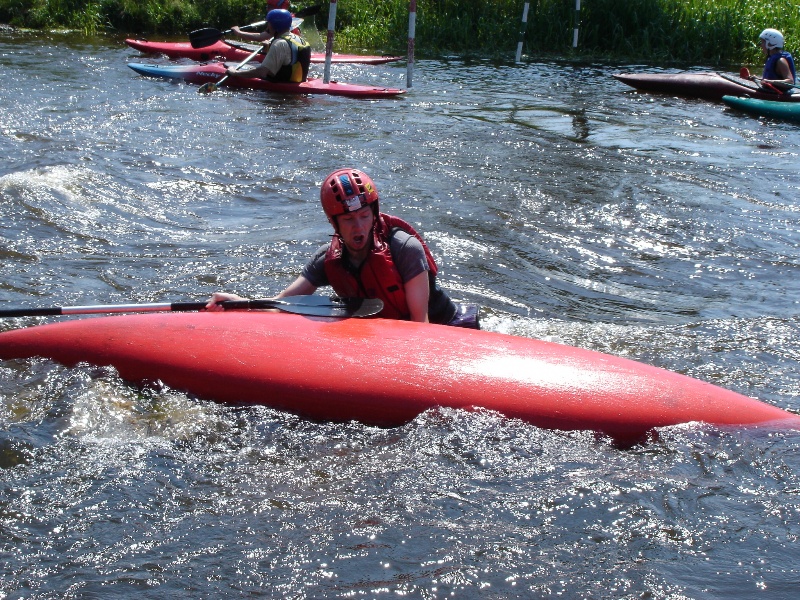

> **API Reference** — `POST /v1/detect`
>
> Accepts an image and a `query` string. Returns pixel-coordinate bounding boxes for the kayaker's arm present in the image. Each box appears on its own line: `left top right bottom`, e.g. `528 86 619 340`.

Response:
405 271 430 323
205 275 318 311
276 276 318 298
758 55 796 89
231 26 274 44
205 291 247 311
765 80 797 92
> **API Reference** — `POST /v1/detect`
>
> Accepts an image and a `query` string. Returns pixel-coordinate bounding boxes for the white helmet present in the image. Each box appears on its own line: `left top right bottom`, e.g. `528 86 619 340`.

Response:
759 28 784 50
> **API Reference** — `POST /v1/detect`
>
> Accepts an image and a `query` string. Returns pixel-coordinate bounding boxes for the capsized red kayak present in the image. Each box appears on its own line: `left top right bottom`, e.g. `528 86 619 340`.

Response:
1 312 796 444
614 71 800 102
126 38 403 65
128 62 405 98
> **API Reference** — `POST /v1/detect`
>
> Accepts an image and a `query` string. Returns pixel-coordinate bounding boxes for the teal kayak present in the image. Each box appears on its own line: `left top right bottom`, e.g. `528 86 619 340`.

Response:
722 95 800 123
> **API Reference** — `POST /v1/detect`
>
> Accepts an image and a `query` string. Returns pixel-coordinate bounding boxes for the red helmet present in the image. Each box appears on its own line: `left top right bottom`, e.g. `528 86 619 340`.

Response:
320 168 380 220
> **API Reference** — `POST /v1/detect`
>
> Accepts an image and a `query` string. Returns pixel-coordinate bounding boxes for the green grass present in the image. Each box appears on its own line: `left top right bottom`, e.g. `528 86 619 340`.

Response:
0 0 797 66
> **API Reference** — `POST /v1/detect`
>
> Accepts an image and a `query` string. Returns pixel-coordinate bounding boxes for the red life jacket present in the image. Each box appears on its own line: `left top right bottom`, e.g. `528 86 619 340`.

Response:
323 213 438 319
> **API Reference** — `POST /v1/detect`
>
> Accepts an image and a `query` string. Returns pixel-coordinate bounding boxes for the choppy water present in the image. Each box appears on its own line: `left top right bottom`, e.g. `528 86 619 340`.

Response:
2 31 800 598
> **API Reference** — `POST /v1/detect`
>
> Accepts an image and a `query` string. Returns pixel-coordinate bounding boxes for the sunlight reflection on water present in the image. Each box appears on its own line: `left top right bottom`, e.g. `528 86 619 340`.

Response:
1 34 800 598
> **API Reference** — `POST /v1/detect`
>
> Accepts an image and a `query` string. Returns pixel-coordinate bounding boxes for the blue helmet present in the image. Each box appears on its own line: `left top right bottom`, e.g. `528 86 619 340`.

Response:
266 9 293 33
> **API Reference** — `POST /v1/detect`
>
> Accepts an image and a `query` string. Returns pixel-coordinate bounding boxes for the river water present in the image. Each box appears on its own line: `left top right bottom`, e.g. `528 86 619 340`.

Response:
2 31 800 598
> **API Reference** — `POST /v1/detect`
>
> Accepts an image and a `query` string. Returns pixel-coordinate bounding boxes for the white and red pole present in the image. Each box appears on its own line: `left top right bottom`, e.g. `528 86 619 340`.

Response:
323 0 338 84
407 0 416 88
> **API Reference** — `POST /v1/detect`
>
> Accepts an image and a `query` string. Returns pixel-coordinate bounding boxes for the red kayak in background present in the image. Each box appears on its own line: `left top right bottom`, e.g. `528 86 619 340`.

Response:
126 38 403 65
614 71 800 102
1 311 797 445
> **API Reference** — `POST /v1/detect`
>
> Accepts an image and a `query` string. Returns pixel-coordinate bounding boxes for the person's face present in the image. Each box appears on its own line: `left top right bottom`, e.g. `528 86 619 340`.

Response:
759 38 769 55
335 205 374 254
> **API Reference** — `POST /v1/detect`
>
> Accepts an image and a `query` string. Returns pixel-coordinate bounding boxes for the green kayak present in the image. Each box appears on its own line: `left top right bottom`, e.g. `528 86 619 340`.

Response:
722 94 800 123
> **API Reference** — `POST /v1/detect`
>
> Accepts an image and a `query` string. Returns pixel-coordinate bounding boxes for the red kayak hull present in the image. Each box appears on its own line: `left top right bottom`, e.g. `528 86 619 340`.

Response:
126 38 403 65
1 312 796 443
613 71 800 102
128 62 405 98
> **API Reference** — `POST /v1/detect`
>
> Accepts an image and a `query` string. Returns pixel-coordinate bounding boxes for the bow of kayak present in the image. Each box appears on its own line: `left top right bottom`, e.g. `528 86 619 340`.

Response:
1 312 797 444
128 62 406 98
125 38 403 65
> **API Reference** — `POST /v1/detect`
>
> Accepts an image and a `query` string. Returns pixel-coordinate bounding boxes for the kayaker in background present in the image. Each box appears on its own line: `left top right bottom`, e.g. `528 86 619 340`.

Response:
225 9 311 83
265 0 291 16
228 0 299 44
207 168 480 329
754 28 797 92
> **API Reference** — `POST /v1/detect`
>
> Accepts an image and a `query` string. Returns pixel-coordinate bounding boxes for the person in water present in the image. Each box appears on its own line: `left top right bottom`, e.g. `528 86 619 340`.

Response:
207 168 480 329
754 28 797 91
225 9 310 83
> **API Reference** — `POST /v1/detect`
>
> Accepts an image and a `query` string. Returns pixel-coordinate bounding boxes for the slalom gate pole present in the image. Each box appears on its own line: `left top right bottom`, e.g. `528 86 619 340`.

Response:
323 0 338 84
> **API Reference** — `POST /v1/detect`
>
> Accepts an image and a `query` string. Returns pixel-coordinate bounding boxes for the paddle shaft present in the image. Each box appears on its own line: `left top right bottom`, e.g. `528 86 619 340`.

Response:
225 19 266 35
189 5 320 48
0 297 384 318
740 67 798 91
190 18 299 47
0 300 295 318
198 45 263 93
189 22 267 49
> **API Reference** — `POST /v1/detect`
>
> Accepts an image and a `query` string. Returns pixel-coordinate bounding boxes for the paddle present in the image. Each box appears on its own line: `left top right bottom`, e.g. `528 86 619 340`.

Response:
189 4 321 49
197 44 264 93
739 67 797 93
0 296 384 319
717 71 759 88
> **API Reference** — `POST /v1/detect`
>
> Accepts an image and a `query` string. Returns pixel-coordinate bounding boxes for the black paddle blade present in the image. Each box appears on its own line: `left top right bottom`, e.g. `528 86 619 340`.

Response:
271 300 380 318
341 298 384 318
189 27 226 49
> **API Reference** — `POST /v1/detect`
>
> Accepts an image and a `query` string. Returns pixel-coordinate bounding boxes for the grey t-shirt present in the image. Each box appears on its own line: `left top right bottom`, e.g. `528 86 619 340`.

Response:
301 230 428 287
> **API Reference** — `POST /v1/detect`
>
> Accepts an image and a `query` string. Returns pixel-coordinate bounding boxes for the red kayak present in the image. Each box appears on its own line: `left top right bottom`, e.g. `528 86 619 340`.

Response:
614 71 800 102
128 62 405 98
1 311 797 444
126 38 403 65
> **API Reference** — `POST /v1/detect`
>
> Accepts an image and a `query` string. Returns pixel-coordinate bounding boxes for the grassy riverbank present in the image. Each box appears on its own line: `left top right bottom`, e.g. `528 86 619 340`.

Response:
0 0 797 65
